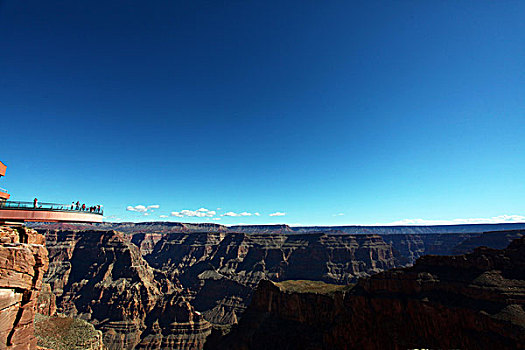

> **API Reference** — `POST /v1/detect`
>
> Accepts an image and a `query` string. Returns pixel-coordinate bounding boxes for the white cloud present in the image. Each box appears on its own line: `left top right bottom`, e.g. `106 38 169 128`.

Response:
212 218 221 221
127 204 160 213
333 213 345 216
144 213 150 216
269 212 286 217
127 205 147 212
171 208 216 218
159 215 168 218
376 215 525 226
221 211 258 217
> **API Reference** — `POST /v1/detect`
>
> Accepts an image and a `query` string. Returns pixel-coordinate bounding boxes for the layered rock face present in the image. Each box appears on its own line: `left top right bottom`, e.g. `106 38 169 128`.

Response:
382 233 478 264
41 230 210 350
452 229 524 255
146 232 398 325
0 226 48 350
129 233 164 256
208 237 525 350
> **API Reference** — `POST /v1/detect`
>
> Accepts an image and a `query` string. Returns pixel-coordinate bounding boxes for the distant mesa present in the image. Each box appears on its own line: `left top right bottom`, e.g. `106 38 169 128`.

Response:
0 160 103 225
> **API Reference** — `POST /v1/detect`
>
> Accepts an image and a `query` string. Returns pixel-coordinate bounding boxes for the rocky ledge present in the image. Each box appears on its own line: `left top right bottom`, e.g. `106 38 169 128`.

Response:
0 226 48 349
207 237 525 350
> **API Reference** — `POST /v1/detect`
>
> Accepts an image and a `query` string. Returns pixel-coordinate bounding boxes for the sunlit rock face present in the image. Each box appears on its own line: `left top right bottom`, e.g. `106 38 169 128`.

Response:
207 237 525 350
0 226 48 350
41 230 210 350
129 233 164 256
145 232 399 325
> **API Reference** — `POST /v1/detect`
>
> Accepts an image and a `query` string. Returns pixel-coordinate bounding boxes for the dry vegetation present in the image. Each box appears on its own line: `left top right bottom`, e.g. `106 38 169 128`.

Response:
34 314 102 350
274 280 353 294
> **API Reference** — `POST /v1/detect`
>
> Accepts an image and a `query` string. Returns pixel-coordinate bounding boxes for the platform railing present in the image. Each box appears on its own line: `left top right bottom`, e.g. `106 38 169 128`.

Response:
0 200 103 215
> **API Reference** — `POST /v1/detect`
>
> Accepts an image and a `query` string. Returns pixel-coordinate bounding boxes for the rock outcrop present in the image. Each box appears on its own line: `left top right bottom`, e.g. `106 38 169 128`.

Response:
0 226 48 349
40 230 210 350
207 237 525 350
35 283 56 317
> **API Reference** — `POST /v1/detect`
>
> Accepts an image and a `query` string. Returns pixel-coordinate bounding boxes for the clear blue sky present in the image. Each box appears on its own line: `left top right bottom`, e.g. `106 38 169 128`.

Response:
1 1 523 225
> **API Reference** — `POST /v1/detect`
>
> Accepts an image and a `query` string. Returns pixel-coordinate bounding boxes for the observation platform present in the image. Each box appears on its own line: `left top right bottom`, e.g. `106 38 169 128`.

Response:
0 201 103 224
0 162 9 201
0 160 103 225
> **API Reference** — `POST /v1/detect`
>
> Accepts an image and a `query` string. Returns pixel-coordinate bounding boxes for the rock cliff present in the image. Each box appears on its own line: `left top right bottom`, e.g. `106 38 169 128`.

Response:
40 230 210 350
452 229 524 255
0 226 48 350
382 232 478 264
129 233 164 256
146 232 398 325
207 237 525 350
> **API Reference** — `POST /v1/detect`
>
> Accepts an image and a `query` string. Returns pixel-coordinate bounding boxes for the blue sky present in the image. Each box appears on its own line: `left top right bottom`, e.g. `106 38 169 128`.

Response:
1 1 524 225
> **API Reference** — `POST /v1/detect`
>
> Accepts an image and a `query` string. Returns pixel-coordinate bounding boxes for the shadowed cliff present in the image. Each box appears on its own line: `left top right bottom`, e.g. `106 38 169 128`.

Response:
206 237 525 350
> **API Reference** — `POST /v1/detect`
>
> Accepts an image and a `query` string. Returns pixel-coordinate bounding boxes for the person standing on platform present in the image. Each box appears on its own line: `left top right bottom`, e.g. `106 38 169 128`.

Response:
33 198 38 208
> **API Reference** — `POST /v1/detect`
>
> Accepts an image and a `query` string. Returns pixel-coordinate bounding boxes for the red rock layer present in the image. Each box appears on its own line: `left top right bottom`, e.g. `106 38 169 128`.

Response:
206 237 525 350
0 226 48 350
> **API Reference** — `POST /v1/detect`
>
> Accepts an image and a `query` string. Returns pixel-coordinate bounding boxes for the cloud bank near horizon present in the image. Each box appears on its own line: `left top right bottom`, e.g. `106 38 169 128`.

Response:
376 214 525 226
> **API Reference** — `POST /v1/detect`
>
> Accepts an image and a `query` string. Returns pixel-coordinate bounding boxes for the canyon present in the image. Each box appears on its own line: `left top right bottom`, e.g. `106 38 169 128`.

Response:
1 222 522 349
207 236 525 349
42 229 211 350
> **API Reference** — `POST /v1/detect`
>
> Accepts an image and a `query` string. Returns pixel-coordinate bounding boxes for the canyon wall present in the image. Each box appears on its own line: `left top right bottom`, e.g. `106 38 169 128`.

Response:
145 232 398 325
38 226 524 349
41 230 210 350
0 226 48 350
41 230 400 335
382 233 478 264
207 237 525 350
